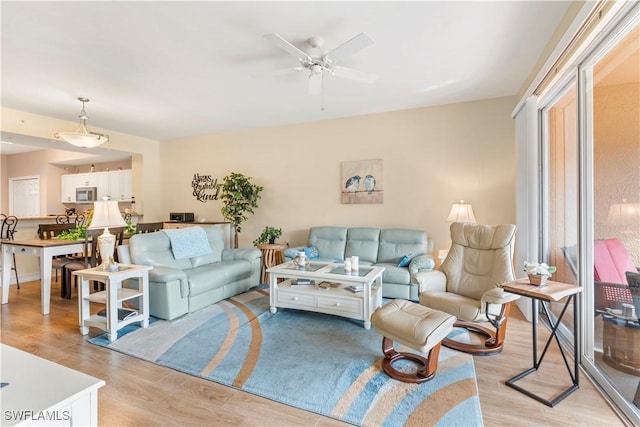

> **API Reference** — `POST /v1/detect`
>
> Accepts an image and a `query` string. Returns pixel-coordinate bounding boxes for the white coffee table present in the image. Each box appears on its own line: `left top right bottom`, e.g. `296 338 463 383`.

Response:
267 262 384 329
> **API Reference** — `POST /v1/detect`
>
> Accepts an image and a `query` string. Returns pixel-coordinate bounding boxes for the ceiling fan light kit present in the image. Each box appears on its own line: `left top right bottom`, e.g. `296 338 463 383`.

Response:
263 32 378 108
54 97 109 148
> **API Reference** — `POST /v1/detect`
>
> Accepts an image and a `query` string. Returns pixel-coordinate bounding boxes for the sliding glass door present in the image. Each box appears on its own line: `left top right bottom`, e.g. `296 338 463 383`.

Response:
582 17 640 420
540 5 639 422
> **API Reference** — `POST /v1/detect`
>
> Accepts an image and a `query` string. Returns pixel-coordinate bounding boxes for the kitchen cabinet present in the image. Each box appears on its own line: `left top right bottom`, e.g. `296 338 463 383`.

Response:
61 170 132 203
108 169 133 201
61 174 76 202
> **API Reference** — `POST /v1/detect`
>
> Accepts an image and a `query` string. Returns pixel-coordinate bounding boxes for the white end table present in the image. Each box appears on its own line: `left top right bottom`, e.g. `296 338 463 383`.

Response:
74 264 152 342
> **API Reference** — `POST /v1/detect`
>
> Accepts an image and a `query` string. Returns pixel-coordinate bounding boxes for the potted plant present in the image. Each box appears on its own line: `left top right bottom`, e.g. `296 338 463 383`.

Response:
253 226 282 246
217 172 263 248
523 261 557 286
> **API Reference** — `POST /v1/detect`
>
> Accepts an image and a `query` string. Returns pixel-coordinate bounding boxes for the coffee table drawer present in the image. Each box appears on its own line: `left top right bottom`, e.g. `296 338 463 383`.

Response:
277 290 316 308
317 295 362 316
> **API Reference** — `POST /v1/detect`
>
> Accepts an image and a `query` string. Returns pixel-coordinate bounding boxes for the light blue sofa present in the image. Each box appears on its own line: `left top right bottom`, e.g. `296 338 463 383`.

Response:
288 226 434 301
126 226 261 320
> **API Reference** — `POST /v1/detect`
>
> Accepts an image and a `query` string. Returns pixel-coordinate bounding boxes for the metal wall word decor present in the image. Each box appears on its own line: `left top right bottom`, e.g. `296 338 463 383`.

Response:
192 173 220 202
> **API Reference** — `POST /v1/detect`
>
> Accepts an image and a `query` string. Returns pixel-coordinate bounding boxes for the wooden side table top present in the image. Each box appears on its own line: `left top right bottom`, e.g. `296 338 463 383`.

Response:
501 278 582 302
257 243 287 250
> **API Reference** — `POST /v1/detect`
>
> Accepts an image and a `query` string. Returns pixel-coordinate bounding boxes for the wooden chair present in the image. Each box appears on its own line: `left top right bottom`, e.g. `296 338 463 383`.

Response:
136 222 163 234
1 214 20 289
38 223 78 292
62 227 126 299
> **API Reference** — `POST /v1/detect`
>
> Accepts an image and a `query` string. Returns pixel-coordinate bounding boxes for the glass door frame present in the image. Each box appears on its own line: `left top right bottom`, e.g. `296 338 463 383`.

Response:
536 3 639 422
577 5 640 421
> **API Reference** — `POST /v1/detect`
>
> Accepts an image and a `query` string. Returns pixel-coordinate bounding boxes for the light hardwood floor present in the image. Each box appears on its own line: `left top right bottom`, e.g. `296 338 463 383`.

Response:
0 279 627 426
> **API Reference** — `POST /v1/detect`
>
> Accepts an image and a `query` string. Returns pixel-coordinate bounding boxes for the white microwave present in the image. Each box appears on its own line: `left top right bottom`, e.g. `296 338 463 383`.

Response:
76 187 97 203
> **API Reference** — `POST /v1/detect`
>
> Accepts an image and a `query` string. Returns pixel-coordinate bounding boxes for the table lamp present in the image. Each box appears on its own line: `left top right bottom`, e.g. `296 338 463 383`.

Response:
90 199 126 270
446 200 476 223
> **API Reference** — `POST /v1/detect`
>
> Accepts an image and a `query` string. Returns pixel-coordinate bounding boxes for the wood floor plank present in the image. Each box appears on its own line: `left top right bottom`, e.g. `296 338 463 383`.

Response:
0 280 625 426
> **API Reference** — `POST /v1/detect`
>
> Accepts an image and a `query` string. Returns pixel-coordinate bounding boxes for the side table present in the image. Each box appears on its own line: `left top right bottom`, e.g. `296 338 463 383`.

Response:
602 315 640 375
501 279 582 407
257 243 286 284
74 264 152 342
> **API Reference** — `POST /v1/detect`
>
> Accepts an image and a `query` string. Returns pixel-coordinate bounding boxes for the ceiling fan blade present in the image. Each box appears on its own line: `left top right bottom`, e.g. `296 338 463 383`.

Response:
263 34 312 63
324 32 374 63
253 67 305 78
331 66 378 84
308 72 322 95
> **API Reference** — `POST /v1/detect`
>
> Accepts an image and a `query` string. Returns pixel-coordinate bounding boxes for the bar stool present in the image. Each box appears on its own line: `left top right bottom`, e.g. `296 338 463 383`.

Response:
1 214 20 289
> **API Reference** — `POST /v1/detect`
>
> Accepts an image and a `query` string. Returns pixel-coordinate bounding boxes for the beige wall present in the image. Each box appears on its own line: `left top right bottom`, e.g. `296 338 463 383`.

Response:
1 98 517 280
160 96 517 253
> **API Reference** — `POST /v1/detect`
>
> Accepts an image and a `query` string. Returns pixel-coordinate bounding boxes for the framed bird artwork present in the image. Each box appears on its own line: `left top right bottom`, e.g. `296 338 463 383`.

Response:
341 159 383 204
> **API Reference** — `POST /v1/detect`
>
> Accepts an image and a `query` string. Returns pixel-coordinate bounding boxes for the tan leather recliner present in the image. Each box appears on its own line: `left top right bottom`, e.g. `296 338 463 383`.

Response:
415 222 520 355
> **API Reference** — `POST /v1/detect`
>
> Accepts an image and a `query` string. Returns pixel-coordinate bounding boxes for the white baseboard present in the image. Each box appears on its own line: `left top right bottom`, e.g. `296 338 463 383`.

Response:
2 273 40 285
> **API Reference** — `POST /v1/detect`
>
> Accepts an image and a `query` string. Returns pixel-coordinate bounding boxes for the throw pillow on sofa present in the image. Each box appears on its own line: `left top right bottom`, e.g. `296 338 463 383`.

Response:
397 254 412 267
303 246 320 259
284 248 299 259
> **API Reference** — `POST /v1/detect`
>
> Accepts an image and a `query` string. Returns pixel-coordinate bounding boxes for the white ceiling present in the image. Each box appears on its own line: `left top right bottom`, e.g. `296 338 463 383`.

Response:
1 1 573 144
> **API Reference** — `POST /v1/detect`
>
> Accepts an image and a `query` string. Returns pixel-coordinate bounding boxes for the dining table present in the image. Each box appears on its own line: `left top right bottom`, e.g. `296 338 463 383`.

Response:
1 238 84 315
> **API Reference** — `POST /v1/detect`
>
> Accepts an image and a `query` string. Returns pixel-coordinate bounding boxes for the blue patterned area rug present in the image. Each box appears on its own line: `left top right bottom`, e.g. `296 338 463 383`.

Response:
89 289 483 426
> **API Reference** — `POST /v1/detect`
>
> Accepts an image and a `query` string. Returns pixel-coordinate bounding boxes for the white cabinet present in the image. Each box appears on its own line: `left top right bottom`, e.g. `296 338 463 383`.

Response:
94 172 110 200
108 170 133 201
61 174 76 202
61 170 132 203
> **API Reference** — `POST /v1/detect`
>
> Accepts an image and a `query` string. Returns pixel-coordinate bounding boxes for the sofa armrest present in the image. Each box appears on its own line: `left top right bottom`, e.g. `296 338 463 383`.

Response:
413 270 447 293
408 254 436 274
149 266 189 298
222 247 262 262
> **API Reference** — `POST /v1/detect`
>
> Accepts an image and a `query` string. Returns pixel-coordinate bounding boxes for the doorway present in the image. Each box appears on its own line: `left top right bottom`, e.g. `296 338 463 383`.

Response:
9 175 40 217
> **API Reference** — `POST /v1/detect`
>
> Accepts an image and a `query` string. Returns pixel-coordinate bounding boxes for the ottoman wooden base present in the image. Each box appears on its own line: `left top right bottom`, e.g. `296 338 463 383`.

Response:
381 336 441 383
371 299 456 383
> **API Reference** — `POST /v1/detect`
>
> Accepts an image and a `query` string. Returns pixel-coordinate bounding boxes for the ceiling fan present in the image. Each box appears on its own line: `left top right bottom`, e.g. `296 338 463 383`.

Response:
263 32 378 97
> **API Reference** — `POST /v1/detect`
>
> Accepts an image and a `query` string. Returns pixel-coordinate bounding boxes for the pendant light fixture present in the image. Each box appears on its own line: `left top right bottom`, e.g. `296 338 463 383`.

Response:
54 97 109 148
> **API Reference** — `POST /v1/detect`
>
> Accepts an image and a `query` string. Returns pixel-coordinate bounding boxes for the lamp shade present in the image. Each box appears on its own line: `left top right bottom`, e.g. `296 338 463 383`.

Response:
90 200 126 229
56 130 107 148
607 202 640 226
55 97 109 148
446 200 476 223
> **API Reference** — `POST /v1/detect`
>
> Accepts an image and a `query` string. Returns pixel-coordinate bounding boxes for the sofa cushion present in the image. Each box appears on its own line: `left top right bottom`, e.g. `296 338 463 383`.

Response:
345 228 380 263
375 262 412 286
223 259 254 283
309 226 348 261
185 264 229 296
130 232 193 270
377 229 427 264
191 227 225 268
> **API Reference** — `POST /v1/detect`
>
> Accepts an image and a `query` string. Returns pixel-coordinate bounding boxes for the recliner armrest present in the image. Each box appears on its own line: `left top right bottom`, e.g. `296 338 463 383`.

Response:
413 270 447 293
482 287 520 306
